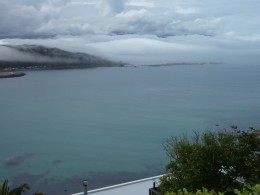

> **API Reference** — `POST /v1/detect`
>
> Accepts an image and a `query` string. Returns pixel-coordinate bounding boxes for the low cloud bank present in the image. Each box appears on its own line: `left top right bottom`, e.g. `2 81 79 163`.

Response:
1 0 260 65
1 34 260 65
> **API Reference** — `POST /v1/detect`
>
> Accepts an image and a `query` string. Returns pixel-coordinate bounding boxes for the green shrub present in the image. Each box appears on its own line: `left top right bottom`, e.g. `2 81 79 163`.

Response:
0 180 44 195
164 184 260 195
159 128 260 193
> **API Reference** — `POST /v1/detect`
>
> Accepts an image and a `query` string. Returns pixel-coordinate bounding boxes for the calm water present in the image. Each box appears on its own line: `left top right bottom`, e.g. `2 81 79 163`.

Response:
0 64 260 194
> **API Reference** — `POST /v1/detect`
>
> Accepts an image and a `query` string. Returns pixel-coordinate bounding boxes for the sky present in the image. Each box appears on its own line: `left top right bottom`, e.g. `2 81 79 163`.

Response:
0 0 260 65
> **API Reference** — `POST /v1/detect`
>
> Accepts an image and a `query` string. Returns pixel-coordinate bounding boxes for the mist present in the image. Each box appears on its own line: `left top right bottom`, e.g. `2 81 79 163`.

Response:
1 0 260 65
1 34 260 65
0 44 80 63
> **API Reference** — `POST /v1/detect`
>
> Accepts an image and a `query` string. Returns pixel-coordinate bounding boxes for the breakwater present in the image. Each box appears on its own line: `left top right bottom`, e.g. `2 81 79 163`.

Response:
0 71 25 78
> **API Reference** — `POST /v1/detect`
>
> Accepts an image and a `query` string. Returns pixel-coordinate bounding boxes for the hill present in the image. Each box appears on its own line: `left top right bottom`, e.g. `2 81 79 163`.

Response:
0 44 124 70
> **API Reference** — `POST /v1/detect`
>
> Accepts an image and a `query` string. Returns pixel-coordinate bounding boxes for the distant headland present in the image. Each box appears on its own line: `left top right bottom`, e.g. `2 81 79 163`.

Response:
0 44 125 71
0 44 222 76
0 71 26 78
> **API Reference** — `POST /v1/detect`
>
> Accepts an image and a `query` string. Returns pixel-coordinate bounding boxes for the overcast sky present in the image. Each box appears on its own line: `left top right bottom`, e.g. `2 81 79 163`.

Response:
1 0 260 64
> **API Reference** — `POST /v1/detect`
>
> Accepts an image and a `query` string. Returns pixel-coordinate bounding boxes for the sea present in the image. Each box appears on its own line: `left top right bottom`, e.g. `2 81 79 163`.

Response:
0 63 259 194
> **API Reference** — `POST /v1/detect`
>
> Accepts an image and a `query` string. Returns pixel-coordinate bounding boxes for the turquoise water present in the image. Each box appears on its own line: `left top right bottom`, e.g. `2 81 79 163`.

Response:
0 64 260 194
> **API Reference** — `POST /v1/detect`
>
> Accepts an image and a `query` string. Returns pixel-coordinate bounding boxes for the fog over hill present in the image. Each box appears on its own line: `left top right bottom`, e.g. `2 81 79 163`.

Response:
1 0 260 65
0 44 124 70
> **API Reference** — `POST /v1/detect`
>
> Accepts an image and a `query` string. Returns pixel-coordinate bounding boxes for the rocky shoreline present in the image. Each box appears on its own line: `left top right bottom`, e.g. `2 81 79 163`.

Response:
0 71 26 78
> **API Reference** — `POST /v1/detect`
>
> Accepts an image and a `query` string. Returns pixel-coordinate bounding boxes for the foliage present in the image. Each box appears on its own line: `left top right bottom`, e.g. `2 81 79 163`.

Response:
0 180 44 195
164 187 222 195
164 184 260 195
159 128 260 194
233 184 260 195
0 180 29 195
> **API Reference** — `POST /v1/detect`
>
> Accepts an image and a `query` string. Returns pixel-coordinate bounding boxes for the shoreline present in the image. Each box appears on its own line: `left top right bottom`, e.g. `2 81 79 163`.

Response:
0 71 26 78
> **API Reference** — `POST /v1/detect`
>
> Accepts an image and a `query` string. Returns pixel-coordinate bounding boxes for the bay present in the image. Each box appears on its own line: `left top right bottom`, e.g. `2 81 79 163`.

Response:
0 64 259 194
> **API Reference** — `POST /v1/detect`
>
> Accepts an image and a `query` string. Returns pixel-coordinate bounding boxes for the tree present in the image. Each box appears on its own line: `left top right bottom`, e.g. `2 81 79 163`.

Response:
159 128 260 194
0 180 29 195
0 180 44 195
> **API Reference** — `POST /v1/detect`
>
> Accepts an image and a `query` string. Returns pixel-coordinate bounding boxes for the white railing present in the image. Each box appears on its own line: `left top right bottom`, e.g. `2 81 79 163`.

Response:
72 175 163 195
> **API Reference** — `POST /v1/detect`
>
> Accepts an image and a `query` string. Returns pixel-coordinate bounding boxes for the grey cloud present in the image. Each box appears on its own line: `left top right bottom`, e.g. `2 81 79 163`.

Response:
97 0 128 15
6 0 70 8
0 0 71 38
107 8 218 37
1 0 260 38
1 0 260 65
0 0 70 38
0 2 43 37
4 33 260 65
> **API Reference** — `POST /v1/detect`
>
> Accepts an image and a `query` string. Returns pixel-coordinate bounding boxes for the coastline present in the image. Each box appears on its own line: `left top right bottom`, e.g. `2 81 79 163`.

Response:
0 71 26 78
